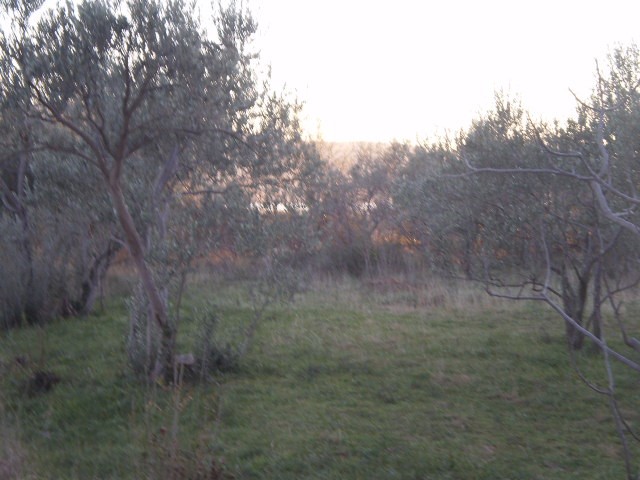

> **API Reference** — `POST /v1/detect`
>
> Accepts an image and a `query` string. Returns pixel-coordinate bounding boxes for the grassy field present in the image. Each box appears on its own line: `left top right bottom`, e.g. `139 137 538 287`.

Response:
1 275 639 479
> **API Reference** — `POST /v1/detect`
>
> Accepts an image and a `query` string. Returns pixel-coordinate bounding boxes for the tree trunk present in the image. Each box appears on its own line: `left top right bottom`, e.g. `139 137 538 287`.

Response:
1 152 35 325
589 260 603 350
565 319 585 350
562 271 588 350
74 239 119 316
107 178 175 381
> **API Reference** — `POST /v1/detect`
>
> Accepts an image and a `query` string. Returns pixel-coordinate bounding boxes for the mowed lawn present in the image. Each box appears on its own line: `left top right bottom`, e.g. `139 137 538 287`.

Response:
1 277 638 479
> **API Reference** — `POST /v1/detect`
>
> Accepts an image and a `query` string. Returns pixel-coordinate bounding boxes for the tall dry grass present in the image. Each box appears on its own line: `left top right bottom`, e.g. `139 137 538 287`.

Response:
302 273 521 312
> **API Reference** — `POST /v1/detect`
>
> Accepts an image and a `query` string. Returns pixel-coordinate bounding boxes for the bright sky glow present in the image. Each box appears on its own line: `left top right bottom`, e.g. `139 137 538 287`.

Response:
28 1 640 143
243 0 640 142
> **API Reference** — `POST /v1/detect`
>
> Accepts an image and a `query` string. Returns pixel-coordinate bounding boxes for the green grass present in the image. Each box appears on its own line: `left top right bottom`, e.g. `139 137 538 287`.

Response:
1 278 639 479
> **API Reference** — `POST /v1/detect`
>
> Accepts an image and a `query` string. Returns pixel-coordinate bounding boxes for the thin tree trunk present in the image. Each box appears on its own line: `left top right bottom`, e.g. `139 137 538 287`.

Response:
75 239 119 316
590 260 603 348
1 152 35 324
107 179 175 380
562 271 588 350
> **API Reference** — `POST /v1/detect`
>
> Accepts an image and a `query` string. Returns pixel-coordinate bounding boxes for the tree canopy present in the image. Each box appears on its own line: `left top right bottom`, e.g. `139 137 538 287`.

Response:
0 0 317 379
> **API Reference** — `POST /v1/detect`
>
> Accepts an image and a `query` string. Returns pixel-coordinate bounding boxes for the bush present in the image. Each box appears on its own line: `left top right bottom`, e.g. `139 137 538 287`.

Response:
194 312 240 379
315 239 416 278
0 251 25 329
0 216 96 329
126 285 161 378
0 219 58 329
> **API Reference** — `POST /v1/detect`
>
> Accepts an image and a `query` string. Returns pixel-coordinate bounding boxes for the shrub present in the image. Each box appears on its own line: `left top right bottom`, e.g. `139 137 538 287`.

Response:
126 285 161 378
0 216 95 329
0 219 57 329
194 312 240 379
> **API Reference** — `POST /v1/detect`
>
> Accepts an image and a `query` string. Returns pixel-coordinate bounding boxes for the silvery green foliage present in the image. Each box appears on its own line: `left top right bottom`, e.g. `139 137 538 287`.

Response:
0 213 68 327
0 0 319 378
390 49 640 476
0 0 313 264
0 144 119 327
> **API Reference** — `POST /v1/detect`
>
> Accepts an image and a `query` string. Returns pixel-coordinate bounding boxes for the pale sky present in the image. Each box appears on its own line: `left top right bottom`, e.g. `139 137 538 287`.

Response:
30 1 640 143
242 0 640 143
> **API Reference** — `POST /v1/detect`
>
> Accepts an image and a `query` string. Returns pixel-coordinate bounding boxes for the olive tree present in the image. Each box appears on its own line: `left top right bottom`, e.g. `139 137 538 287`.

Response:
302 142 412 277
0 0 311 380
391 67 640 471
397 94 638 350
453 51 640 477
